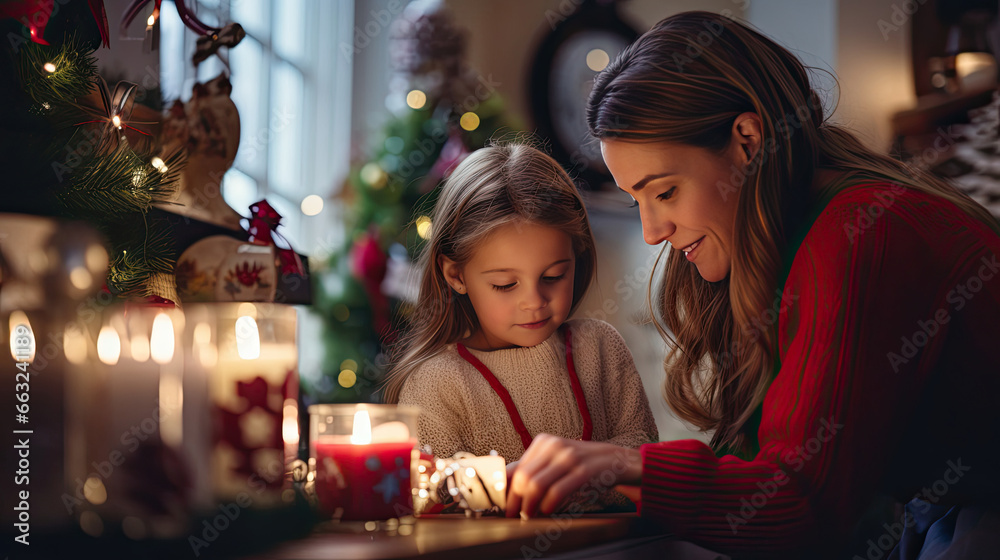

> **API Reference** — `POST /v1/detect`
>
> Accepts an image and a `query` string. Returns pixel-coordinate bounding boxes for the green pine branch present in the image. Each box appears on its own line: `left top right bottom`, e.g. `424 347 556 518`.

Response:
105 216 177 297
17 34 97 107
57 142 183 220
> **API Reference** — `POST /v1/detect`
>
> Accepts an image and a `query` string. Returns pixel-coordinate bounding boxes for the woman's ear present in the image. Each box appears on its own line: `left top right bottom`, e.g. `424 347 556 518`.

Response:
731 112 763 165
438 255 466 294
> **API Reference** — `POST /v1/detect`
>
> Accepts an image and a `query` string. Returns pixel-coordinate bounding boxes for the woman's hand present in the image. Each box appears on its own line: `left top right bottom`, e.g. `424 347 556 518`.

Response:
506 459 520 482
505 433 642 518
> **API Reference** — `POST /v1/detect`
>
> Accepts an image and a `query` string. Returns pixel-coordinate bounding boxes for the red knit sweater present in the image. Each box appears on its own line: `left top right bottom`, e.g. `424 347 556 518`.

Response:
639 183 1000 556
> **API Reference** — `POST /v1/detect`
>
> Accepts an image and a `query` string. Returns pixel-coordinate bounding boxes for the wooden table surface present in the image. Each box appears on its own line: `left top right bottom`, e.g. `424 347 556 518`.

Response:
244 513 648 560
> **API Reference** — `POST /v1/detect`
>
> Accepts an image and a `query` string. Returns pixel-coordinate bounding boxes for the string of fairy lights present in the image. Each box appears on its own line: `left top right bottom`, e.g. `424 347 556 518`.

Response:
15 32 183 299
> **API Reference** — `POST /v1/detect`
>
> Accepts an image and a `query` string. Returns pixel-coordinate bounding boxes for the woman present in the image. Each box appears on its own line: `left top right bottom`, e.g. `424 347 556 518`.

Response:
505 11 1000 558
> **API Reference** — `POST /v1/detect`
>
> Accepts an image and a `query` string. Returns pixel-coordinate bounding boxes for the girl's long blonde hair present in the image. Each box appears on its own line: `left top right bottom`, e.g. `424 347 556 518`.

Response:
587 11 1000 454
382 143 597 404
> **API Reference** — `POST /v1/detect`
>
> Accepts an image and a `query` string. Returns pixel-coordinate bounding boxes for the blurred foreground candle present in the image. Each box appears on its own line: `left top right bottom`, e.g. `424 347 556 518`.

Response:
66 304 207 539
308 404 419 521
191 302 298 507
1 215 107 535
65 302 299 540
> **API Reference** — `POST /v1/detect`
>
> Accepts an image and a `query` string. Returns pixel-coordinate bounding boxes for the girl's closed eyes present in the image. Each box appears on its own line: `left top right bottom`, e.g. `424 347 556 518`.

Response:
491 273 567 292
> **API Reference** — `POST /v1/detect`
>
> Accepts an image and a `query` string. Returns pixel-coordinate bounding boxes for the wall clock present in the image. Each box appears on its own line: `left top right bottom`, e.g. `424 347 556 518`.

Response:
529 0 639 190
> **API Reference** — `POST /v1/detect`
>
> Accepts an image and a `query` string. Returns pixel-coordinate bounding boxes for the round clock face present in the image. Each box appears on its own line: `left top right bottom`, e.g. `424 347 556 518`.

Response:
548 31 632 180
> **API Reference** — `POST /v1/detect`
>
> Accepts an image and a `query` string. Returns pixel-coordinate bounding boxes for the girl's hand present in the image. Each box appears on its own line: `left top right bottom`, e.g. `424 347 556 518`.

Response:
505 433 642 518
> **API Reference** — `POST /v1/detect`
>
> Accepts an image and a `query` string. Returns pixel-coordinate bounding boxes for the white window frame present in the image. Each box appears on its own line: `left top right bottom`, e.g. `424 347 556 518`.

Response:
159 0 354 255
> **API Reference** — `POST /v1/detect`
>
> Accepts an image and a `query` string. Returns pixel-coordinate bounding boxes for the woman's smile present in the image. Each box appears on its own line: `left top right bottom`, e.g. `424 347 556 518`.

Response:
680 235 706 261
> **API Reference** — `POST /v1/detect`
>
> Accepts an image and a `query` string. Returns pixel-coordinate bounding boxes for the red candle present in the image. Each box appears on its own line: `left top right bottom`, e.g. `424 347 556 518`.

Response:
313 439 416 521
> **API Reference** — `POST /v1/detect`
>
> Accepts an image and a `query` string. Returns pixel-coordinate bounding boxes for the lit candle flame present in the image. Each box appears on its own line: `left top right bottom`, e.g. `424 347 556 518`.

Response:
97 325 121 365
150 313 174 364
282 399 300 445
235 315 260 360
130 333 149 362
351 408 372 445
112 115 122 129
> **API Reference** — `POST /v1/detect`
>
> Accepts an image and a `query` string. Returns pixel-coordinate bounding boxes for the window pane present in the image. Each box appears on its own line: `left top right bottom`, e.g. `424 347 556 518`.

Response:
191 0 220 27
268 61 304 196
231 0 269 42
159 4 186 102
230 37 265 178
223 168 260 215
196 55 224 83
273 0 307 62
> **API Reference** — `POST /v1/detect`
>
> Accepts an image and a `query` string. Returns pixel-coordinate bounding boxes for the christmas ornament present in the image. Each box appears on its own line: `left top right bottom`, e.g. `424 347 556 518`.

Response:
74 77 155 153
349 230 391 340
174 200 307 303
247 200 305 276
158 74 243 230
175 236 276 302
192 22 246 66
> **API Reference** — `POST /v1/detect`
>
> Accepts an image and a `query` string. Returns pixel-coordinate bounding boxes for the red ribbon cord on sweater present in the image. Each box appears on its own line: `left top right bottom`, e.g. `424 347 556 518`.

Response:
456 325 592 451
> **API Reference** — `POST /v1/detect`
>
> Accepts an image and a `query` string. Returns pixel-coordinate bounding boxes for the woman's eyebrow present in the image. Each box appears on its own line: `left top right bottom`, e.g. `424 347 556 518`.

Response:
621 172 675 192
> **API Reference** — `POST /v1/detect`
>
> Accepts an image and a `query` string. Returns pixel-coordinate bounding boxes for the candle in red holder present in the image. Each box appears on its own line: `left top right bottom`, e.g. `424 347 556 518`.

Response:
308 404 420 521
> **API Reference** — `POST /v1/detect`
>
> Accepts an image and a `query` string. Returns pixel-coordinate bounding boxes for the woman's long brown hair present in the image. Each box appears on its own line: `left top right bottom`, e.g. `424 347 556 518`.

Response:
587 11 1000 454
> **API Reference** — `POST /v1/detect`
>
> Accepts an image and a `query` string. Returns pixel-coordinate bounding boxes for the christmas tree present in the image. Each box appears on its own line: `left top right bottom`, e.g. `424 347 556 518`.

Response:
0 0 183 301
309 4 521 403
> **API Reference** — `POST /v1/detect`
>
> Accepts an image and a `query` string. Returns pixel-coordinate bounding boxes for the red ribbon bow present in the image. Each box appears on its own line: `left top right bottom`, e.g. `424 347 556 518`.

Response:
246 200 305 276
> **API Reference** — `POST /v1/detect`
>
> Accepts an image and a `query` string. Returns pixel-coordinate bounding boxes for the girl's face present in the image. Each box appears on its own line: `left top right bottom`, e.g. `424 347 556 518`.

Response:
441 222 576 351
600 139 743 282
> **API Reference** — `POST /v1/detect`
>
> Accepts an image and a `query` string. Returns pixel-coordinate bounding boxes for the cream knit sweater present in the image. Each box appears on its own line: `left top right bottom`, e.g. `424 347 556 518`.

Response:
398 318 659 463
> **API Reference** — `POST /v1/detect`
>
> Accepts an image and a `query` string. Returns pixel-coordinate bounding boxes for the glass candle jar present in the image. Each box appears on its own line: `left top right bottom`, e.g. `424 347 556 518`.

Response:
307 404 419 521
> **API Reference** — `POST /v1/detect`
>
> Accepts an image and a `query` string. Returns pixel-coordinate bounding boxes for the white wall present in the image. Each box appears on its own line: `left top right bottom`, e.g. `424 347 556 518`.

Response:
835 0 915 150
748 0 915 151
746 0 840 126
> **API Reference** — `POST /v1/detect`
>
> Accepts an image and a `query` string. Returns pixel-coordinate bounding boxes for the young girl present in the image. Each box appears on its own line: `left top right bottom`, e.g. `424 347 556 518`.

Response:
383 143 658 476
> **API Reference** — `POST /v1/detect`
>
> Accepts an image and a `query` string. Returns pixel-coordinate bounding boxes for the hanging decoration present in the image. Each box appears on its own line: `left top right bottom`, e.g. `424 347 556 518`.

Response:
121 0 245 65
193 22 246 66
